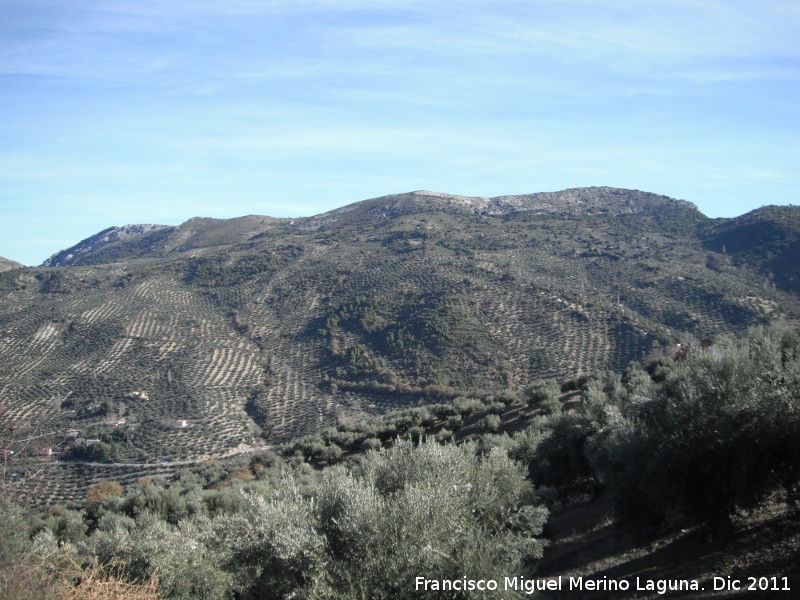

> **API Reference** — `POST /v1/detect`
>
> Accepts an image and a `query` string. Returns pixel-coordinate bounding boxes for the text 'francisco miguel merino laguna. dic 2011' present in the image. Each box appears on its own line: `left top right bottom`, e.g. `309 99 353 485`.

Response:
415 575 704 595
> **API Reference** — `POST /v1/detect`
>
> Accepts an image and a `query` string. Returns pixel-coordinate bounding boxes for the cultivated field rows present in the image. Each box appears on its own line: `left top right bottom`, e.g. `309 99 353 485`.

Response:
9 461 192 509
3 198 795 508
1 272 268 466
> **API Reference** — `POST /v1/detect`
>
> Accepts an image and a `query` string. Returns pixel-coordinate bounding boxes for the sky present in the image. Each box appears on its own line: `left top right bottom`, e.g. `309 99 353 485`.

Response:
1 0 799 266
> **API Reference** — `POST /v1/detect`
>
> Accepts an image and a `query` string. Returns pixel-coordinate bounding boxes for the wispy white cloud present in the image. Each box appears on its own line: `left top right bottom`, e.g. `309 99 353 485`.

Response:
6 0 797 97
1 0 799 264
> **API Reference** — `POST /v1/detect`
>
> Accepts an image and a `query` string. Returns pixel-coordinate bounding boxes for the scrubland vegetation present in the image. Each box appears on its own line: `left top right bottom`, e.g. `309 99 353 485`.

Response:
2 323 799 598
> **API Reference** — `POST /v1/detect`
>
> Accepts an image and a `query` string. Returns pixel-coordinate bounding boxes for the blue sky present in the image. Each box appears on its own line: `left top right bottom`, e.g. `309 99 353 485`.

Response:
1 0 798 266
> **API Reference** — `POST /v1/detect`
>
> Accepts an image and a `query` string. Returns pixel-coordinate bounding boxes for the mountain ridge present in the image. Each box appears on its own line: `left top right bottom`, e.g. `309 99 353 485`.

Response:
43 187 701 267
701 204 800 293
0 257 24 271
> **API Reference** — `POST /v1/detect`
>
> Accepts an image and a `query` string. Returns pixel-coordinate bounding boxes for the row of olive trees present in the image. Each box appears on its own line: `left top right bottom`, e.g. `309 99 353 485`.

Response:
282 392 519 465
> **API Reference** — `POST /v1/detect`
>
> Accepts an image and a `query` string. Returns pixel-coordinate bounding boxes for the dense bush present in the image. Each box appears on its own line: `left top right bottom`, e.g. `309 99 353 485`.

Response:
528 410 604 499
522 324 800 528
592 324 800 528
522 379 561 415
324 439 545 596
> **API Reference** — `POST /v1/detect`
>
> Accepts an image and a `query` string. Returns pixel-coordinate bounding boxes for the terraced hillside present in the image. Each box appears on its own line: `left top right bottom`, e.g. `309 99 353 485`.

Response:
2 187 799 503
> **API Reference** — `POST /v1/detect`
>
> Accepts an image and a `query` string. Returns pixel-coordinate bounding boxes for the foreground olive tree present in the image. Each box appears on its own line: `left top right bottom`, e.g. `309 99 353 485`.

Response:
594 324 800 529
219 439 547 599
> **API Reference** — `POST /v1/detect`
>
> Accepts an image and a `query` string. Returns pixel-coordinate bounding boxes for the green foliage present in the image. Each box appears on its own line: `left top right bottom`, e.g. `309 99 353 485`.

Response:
645 354 675 382
560 375 589 393
385 324 423 359
5 435 547 600
122 481 188 525
529 412 603 499
492 389 520 407
702 205 800 292
37 270 72 294
101 512 232 599
344 343 374 375
282 402 489 463
7 320 800 597
218 470 332 599
308 440 546 599
0 493 33 572
452 396 486 417
522 324 800 525
183 247 302 288
592 323 800 528
619 361 652 404
63 439 121 463
435 428 454 442
480 414 502 433
327 295 387 335
523 379 561 415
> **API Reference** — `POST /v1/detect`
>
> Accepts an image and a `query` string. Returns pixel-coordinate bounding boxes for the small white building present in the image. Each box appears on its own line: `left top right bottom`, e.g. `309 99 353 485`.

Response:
174 420 189 428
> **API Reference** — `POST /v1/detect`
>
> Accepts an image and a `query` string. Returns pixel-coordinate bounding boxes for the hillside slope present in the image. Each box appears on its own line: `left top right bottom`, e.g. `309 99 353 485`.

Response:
0 257 24 272
1 188 798 504
701 204 800 294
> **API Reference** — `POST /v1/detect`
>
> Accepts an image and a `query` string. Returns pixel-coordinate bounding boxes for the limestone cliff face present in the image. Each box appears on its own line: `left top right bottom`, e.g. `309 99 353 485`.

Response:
43 224 173 267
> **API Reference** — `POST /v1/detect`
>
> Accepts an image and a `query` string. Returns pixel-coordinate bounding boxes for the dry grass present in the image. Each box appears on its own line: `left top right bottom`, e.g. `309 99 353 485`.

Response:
1 552 157 600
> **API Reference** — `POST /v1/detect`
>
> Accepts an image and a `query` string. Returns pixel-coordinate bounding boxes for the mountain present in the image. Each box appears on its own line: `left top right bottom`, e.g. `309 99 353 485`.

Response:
701 204 800 294
42 217 279 267
0 257 24 271
40 188 699 268
1 187 798 504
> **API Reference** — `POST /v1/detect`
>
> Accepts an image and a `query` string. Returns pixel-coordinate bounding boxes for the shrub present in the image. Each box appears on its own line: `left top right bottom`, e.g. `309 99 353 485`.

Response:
87 480 124 509
218 471 327 599
480 414 502 433
434 428 454 443
452 397 485 417
523 379 561 415
492 389 519 407
593 324 800 529
315 440 547 598
220 441 547 599
100 512 231 600
530 412 604 499
360 437 382 452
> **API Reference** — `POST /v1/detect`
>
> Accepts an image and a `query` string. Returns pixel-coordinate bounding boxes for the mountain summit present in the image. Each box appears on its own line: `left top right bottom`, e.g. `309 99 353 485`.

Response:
408 186 698 216
43 224 172 267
